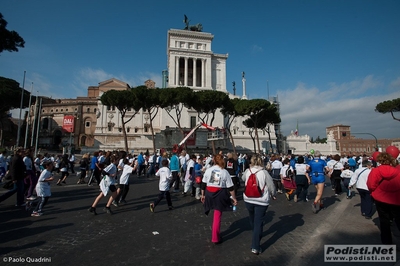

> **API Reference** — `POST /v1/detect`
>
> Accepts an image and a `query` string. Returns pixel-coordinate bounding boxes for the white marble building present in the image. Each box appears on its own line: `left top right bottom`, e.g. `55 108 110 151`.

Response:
285 131 339 156
92 27 277 153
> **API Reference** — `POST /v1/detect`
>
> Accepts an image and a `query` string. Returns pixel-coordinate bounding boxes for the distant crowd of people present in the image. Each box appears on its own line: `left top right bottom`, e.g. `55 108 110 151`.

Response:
1 145 399 254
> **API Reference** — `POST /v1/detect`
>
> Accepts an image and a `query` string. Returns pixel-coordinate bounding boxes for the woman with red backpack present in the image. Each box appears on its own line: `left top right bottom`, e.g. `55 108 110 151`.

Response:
242 154 276 255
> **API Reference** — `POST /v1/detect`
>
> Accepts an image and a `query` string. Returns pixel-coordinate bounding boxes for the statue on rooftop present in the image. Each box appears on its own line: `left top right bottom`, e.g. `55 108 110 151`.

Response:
183 15 203 32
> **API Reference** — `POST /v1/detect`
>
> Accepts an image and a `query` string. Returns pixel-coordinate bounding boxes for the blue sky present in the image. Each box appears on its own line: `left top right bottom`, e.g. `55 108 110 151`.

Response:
1 0 399 140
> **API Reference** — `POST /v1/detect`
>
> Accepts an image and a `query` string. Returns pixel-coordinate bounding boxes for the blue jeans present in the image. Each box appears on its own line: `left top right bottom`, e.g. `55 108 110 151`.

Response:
245 202 269 251
147 163 155 177
357 188 373 217
0 179 25 205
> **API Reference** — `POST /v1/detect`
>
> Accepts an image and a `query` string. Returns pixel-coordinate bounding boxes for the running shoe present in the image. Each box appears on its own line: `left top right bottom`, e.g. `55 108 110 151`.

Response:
311 203 317 214
103 207 113 214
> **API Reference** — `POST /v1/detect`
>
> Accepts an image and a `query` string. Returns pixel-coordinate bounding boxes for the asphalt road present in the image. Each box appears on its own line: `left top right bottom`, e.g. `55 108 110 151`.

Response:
1 168 399 266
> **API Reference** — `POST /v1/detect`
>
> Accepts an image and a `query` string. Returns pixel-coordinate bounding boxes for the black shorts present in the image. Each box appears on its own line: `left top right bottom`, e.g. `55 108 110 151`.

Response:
109 185 117 192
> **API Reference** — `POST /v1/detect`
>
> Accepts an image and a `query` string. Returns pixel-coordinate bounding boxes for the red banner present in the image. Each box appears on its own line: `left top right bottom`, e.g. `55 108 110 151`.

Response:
63 115 75 133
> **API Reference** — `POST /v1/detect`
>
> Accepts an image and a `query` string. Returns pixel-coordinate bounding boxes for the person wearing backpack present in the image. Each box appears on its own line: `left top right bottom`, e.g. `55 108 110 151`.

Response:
270 155 283 194
280 158 296 201
242 154 276 255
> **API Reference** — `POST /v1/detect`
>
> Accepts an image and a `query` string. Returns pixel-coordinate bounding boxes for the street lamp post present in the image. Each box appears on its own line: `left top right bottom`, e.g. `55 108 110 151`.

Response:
352 132 379 151
16 71 26 147
69 127 73 154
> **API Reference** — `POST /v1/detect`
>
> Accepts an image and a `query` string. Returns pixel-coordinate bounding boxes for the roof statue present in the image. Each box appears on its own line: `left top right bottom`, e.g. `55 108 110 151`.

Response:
183 14 203 32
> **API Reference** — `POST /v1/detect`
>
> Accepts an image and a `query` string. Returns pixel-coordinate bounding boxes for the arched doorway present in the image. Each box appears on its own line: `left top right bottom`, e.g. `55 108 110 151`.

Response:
53 130 62 149
81 135 87 146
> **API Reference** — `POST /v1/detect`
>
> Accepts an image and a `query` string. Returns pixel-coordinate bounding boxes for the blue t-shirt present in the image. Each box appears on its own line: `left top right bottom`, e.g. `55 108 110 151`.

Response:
308 157 327 177
348 158 356 167
90 156 97 170
194 162 202 177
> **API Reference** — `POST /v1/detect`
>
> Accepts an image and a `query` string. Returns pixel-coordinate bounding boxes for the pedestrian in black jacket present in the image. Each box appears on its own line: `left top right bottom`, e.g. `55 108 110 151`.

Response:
0 148 26 206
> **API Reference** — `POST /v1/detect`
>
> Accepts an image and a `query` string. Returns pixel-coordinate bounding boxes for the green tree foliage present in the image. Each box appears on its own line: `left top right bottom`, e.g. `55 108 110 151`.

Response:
240 99 272 153
192 90 230 126
0 76 31 114
100 89 143 152
375 98 400 122
221 98 247 154
191 90 230 154
0 13 25 53
159 87 194 135
133 86 162 153
262 104 281 153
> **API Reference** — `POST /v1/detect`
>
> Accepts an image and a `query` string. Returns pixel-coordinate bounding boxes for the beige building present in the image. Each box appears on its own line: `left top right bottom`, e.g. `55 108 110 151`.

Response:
29 97 98 151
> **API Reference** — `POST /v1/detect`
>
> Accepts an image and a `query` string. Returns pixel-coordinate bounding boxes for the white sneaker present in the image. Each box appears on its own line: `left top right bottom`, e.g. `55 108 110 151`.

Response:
27 196 37 201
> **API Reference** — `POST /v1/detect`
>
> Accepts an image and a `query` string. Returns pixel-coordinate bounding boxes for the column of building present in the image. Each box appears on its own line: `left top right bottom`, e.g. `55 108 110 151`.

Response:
173 55 207 88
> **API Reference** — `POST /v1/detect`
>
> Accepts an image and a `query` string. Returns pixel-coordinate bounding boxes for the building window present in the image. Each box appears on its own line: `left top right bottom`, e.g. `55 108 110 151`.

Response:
94 108 97 113
51 109 53 112
75 108 78 112
61 109 63 112
85 121 91 128
56 109 58 112
118 127 122 132
87 108 90 112
144 125 149 133
127 127 130 133
108 124 112 131
190 116 196 128
66 108 68 112
42 118 49 130
135 127 138 133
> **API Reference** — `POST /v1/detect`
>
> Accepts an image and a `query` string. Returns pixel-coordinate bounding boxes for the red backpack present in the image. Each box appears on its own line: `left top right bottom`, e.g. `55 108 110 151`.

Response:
244 169 263 198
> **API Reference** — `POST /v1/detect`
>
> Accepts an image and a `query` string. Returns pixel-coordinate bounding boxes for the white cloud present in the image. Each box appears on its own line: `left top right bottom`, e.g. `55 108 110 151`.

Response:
278 77 400 140
325 75 383 99
251 44 263 53
389 77 400 89
70 68 163 97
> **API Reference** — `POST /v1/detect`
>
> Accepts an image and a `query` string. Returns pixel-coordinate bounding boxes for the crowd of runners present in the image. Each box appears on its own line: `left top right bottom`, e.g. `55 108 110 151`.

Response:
1 145 399 254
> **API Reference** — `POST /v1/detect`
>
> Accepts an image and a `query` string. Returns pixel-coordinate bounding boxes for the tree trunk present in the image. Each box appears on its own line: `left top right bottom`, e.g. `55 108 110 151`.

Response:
255 127 261 153
121 116 128 152
150 119 156 154
267 125 273 154
211 140 216 155
228 129 236 154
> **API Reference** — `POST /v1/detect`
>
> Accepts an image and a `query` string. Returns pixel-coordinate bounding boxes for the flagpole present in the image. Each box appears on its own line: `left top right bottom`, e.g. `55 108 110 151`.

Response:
34 97 42 158
24 82 33 149
31 91 39 147
16 71 26 147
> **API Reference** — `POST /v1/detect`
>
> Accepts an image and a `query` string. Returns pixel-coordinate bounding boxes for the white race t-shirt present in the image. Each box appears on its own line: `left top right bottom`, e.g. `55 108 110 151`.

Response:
156 166 172 191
